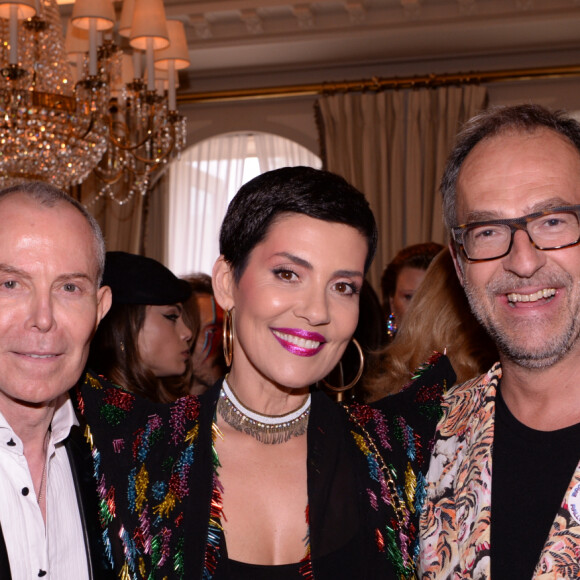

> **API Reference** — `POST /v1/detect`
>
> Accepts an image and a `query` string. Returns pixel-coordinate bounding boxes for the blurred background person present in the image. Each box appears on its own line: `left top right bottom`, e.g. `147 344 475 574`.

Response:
381 242 443 339
88 251 193 402
324 280 388 401
182 273 227 394
365 248 498 401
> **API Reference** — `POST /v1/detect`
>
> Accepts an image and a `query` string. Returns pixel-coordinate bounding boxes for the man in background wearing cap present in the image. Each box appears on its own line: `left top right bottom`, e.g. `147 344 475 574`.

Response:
0 182 112 578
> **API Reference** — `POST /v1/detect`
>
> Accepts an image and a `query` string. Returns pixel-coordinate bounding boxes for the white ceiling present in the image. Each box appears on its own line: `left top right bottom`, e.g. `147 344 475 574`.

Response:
60 0 580 93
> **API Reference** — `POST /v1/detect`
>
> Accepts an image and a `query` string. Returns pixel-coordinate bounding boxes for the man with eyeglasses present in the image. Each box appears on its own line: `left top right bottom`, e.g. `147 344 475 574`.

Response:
419 104 580 579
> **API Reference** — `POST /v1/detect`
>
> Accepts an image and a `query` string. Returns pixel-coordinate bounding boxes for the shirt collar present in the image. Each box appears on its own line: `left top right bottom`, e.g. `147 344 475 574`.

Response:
51 394 79 444
0 394 78 451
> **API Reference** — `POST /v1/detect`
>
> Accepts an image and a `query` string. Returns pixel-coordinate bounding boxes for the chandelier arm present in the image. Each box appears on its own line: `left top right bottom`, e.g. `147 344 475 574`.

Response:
108 130 155 152
127 123 177 168
129 140 176 168
73 113 99 141
107 112 161 152
93 164 127 185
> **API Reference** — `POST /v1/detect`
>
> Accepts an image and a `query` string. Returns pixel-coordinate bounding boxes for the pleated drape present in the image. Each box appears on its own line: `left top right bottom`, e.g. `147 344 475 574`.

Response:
317 85 487 291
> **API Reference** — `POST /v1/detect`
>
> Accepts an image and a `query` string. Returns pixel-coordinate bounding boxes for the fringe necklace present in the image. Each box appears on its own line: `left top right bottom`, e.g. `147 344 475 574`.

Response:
217 377 311 444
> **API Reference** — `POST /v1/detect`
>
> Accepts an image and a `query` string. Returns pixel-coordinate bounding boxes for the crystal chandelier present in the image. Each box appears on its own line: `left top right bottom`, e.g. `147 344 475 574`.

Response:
0 0 190 203
0 0 108 188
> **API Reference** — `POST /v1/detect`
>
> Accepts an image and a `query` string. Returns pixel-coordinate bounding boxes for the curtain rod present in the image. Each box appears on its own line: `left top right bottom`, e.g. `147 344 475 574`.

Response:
177 64 580 105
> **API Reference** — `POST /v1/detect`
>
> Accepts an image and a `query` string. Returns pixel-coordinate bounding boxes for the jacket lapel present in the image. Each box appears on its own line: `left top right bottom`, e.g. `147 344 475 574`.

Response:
65 422 116 579
420 365 500 578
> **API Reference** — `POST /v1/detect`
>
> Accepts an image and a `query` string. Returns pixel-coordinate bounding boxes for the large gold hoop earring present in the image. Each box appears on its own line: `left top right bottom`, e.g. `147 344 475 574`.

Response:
222 309 234 367
321 338 365 392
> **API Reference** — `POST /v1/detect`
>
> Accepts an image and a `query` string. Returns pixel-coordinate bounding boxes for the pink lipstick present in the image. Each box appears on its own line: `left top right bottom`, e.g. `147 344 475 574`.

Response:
271 327 325 357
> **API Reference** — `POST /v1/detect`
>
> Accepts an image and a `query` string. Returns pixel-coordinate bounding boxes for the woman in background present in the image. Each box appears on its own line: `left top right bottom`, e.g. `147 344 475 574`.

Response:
381 242 443 339
182 272 227 395
77 167 454 579
88 251 194 402
366 248 497 400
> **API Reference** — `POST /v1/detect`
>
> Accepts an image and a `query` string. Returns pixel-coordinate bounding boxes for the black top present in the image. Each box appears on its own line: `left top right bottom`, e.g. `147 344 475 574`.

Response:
491 386 580 579
223 559 303 579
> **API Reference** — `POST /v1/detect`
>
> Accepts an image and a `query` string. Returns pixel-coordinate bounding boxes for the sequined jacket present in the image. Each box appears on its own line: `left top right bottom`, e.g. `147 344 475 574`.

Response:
74 353 454 580
419 362 580 579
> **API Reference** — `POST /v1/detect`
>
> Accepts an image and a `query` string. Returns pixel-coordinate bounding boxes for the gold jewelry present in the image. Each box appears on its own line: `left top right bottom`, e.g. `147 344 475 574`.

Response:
217 377 311 444
320 338 365 392
222 309 234 367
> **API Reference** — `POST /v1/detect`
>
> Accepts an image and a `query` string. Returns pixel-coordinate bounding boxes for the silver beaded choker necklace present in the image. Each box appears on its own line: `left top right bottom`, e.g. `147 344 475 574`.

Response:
217 377 311 444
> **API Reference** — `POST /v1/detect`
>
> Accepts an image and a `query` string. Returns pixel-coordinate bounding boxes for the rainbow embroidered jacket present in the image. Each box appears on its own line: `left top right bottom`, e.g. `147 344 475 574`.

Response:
419 362 580 579
75 353 454 580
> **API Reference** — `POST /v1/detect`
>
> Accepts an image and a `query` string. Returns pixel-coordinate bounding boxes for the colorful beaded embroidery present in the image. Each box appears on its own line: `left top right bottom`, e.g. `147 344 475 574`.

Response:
77 373 201 579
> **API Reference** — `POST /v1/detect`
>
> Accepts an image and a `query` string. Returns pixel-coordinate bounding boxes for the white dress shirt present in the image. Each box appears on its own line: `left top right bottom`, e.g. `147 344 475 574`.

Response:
0 395 89 580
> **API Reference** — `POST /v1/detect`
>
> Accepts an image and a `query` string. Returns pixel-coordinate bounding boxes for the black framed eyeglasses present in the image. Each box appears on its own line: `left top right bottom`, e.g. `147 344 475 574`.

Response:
451 205 580 262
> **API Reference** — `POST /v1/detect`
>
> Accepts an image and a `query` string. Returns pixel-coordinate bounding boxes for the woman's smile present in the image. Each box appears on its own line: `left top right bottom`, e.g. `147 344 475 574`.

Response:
271 327 326 357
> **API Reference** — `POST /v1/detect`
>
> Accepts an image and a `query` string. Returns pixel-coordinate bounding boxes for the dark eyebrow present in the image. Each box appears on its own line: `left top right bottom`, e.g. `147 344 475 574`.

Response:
464 210 503 222
274 252 312 269
464 197 573 223
273 252 363 279
334 269 364 279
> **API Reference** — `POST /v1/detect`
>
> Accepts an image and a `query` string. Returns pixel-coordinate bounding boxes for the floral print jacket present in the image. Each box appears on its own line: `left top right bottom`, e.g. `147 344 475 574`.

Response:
419 362 580 580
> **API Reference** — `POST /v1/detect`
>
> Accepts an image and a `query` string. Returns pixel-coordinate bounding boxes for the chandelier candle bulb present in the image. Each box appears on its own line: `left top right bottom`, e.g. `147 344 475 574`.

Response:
132 50 141 79
167 60 175 110
155 19 190 110
9 5 17 65
1 0 37 66
146 36 155 91
88 18 97 76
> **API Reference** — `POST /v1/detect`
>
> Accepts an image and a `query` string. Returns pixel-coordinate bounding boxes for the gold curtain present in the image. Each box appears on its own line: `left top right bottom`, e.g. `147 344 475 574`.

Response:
316 85 488 292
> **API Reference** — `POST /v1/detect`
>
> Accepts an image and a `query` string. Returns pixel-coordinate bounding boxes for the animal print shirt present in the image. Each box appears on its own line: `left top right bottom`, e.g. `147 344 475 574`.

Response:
419 362 580 579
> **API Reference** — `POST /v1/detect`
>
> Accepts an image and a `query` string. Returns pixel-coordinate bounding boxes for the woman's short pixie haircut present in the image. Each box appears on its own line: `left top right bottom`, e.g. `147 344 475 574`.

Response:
219 166 378 282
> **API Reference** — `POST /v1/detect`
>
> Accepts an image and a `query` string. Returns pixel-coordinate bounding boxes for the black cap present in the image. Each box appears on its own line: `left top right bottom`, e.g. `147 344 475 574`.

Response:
102 251 192 305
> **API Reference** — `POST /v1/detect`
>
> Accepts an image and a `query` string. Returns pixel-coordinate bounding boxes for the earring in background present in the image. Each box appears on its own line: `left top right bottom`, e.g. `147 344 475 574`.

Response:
386 313 397 339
